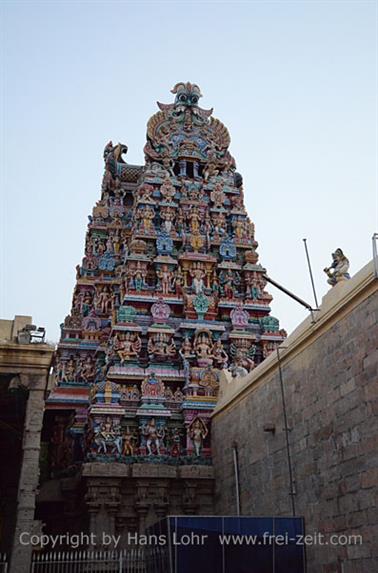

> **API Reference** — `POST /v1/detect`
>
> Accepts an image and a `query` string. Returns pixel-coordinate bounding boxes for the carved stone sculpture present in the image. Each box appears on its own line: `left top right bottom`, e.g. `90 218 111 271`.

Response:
324 248 350 286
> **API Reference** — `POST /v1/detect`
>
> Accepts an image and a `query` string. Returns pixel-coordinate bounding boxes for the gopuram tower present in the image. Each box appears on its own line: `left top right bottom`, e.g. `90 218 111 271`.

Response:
44 83 286 538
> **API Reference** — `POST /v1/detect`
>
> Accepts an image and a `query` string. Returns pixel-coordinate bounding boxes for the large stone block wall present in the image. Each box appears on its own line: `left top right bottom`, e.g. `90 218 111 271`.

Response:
212 262 378 573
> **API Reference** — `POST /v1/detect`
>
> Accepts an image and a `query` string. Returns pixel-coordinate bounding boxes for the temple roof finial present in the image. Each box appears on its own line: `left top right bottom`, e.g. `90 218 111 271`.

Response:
170 82 203 107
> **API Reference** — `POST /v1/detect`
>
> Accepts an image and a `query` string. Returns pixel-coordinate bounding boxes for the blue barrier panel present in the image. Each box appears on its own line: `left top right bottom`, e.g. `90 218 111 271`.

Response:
146 516 306 573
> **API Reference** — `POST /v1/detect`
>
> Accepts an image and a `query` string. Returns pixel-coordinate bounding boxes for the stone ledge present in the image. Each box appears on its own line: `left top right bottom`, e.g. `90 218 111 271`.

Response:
0 343 55 374
82 462 214 479
178 465 214 479
82 462 131 477
132 463 178 478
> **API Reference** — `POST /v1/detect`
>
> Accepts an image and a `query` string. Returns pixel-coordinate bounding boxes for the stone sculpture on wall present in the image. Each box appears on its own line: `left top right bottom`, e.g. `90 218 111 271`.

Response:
324 248 350 286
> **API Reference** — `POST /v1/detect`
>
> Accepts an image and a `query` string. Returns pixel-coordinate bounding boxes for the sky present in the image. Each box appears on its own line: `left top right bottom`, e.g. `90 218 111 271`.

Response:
1 0 377 343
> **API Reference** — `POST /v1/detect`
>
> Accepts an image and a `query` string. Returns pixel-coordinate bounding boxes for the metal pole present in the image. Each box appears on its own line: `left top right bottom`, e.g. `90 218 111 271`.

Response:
372 233 378 278
303 239 319 309
276 348 296 517
232 442 241 516
263 274 314 312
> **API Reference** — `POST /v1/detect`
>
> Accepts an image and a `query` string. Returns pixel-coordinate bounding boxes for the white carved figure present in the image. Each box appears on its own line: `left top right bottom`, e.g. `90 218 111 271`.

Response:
143 418 165 455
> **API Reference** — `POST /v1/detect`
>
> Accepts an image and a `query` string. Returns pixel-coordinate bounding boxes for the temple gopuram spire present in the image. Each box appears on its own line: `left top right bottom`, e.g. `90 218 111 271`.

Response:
46 83 286 535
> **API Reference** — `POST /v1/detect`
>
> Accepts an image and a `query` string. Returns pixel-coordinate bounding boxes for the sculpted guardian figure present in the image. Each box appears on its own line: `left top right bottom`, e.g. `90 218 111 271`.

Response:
323 248 350 286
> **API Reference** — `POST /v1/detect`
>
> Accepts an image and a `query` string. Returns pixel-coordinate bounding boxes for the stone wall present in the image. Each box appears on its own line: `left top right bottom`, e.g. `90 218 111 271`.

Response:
212 261 378 573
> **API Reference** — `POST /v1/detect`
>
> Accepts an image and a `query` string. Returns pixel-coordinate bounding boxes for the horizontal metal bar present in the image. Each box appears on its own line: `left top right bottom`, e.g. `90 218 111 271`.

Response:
263 274 316 312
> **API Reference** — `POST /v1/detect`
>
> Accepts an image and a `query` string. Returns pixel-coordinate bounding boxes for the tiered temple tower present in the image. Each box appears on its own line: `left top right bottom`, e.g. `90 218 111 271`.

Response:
45 83 286 539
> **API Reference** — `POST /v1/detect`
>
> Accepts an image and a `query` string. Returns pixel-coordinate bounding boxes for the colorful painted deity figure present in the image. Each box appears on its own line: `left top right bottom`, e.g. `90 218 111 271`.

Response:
199 368 219 395
137 183 155 204
180 335 193 358
188 206 202 234
220 269 240 299
190 232 204 252
60 355 77 383
79 355 95 383
147 332 176 358
230 306 249 329
165 386 174 400
129 261 147 291
189 418 208 456
123 427 137 456
188 184 204 203
212 339 229 368
169 427 182 457
157 264 174 295
162 153 175 176
106 235 114 254
160 206 176 234
174 388 184 401
244 271 265 300
233 217 246 241
72 289 82 312
211 271 221 297
94 417 122 455
203 146 219 181
210 182 226 209
141 374 165 398
95 285 114 315
114 332 142 363
81 290 93 316
230 345 255 373
160 173 176 202
324 248 350 286
245 217 255 239
194 329 214 366
143 418 165 456
174 267 185 296
94 239 105 256
121 385 140 401
212 211 227 237
176 208 186 236
190 264 206 295
202 210 213 247
137 206 155 234
111 231 122 255
151 299 171 322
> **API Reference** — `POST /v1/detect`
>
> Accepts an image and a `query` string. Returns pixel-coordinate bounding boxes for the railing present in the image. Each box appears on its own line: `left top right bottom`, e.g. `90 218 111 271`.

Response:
0 554 8 573
373 233 378 278
30 547 168 573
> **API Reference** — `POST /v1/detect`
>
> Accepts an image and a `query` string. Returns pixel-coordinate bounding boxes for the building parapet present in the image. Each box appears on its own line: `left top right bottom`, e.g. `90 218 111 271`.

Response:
213 259 377 417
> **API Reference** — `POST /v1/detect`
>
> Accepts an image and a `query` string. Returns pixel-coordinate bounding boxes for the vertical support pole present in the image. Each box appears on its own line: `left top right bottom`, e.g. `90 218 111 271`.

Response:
372 233 378 278
276 348 296 517
302 238 319 309
232 442 241 516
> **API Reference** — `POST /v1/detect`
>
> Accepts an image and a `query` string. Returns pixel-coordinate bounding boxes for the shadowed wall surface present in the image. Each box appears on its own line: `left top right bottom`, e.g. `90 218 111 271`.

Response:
212 261 378 573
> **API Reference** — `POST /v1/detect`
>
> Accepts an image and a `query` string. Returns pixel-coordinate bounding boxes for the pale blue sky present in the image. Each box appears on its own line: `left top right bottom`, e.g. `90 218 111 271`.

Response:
1 0 377 342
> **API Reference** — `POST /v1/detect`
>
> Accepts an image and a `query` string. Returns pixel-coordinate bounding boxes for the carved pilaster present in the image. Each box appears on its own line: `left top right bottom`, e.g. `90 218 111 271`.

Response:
182 480 198 514
85 478 121 543
153 480 169 521
135 482 150 533
10 375 47 573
